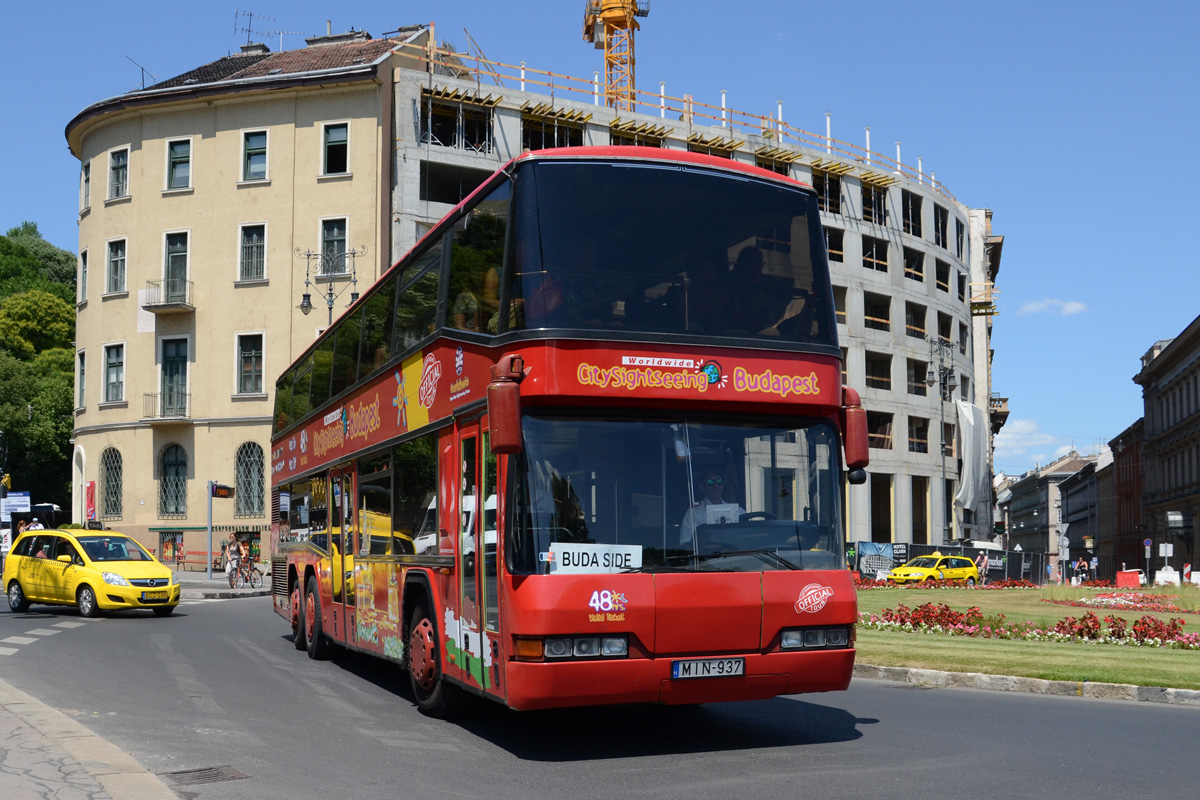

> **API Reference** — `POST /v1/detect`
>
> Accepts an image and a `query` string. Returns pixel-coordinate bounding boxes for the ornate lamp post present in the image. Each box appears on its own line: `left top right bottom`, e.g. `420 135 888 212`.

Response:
926 335 957 545
295 244 368 326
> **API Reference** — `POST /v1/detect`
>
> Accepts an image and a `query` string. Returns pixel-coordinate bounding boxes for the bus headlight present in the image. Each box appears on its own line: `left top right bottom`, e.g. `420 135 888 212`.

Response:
601 636 628 657
545 638 574 659
781 626 851 650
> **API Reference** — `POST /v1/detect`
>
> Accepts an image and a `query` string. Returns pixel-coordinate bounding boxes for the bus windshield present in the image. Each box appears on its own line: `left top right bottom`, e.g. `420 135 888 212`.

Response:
507 159 836 347
509 413 844 574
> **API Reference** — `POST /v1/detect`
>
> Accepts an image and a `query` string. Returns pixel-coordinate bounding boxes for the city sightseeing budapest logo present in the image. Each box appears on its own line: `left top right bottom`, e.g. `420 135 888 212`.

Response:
794 583 835 614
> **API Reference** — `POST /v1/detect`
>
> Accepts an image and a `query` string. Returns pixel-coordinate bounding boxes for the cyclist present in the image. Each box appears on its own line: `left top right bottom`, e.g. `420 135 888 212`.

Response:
225 534 241 587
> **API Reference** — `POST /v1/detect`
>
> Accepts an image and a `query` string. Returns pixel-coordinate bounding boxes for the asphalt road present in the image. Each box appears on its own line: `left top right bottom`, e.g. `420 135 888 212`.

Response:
1 596 1196 799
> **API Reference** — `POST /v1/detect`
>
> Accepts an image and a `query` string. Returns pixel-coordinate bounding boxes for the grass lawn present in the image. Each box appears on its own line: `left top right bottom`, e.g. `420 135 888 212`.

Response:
854 584 1200 690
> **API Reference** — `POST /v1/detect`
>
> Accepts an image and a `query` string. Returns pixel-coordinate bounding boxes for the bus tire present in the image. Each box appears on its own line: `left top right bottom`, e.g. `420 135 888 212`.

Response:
305 575 332 660
292 582 307 651
408 602 466 718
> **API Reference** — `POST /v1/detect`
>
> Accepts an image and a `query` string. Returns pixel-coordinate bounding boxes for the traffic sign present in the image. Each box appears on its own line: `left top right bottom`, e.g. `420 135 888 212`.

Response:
1144 538 1153 547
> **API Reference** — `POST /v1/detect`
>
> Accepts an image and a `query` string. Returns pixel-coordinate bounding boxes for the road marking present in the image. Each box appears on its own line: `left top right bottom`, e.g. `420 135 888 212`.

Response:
26 628 61 636
0 646 17 656
3 636 38 645
53 621 88 629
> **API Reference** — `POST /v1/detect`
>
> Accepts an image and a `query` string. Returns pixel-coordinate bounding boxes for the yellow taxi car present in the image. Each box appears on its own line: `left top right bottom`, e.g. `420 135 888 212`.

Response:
4 529 180 617
886 554 981 586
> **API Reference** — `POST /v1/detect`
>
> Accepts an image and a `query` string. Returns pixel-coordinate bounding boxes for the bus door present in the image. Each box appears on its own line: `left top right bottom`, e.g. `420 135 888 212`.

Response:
455 418 503 698
330 465 357 645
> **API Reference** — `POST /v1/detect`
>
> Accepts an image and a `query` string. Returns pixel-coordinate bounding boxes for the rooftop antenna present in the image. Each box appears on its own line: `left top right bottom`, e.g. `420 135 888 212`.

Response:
233 7 274 46
124 55 157 91
268 27 305 51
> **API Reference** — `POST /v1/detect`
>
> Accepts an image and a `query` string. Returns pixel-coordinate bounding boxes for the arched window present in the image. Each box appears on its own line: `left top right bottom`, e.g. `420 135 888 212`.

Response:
235 441 265 517
100 447 122 519
159 443 187 518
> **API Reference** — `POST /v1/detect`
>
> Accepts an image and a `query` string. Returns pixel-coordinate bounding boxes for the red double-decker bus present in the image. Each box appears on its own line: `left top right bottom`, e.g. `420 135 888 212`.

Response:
269 146 869 716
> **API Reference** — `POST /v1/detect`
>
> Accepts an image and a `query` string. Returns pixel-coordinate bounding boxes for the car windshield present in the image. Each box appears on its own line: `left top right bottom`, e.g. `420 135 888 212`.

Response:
77 536 153 562
905 557 941 569
509 413 844 574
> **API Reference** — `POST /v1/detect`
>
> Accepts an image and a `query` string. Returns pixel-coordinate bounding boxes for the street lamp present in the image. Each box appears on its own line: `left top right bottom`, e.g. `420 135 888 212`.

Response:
295 244 368 326
926 335 957 545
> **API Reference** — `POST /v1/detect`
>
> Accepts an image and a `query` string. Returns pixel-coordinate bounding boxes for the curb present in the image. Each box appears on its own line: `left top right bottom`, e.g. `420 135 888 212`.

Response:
0 677 177 800
181 588 272 600
854 663 1200 706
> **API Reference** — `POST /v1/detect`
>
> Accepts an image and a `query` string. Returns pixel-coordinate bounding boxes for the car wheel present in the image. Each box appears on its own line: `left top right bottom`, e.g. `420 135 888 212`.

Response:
77 585 100 618
292 583 307 651
408 601 468 718
153 605 175 617
967 577 976 587
305 576 332 660
7 581 30 613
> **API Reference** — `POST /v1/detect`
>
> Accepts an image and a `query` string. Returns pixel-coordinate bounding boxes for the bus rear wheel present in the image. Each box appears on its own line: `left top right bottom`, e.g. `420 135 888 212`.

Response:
408 603 466 718
292 582 307 651
305 576 332 660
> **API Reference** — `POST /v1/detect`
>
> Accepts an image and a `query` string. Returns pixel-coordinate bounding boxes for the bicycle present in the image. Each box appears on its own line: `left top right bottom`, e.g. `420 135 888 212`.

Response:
230 556 263 589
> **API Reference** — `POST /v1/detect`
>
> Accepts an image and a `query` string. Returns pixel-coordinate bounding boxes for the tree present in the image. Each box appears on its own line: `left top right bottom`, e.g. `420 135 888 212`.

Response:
5 222 77 289
0 235 73 305
0 290 75 358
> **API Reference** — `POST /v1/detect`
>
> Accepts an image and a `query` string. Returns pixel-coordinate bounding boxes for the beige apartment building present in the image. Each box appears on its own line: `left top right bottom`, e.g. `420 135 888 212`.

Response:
68 22 1005 557
66 28 429 562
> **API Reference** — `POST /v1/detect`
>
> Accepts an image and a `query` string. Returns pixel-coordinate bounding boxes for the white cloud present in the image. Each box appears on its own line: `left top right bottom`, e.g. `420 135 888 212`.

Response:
1016 297 1089 316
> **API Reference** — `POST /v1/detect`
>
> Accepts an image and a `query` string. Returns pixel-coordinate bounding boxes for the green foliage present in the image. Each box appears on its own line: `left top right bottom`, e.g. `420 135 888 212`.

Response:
0 290 75 358
0 222 79 511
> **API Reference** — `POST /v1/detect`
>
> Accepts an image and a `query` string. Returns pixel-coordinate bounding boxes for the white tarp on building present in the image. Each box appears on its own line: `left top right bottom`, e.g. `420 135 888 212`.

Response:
954 399 989 509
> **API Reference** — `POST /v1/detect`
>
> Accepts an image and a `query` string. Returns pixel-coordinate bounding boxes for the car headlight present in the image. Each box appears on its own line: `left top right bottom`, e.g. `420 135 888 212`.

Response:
102 572 130 586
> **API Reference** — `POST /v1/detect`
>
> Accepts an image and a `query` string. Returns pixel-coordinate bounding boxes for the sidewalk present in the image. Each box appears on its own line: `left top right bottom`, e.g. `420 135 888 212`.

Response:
173 567 273 600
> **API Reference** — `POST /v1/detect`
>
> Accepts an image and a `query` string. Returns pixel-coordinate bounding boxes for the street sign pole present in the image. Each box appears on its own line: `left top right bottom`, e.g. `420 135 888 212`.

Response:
207 481 214 581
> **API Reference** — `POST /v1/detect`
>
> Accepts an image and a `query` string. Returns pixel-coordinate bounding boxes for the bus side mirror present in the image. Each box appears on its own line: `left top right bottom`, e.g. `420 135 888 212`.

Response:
488 354 526 455
842 386 870 474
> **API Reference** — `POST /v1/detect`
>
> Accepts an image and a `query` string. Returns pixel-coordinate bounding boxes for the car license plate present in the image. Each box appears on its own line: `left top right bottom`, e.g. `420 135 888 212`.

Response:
671 657 745 679
142 591 168 601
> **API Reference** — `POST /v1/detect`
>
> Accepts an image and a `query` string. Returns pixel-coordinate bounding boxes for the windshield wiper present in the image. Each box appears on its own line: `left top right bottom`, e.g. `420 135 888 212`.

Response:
619 564 695 574
673 549 799 570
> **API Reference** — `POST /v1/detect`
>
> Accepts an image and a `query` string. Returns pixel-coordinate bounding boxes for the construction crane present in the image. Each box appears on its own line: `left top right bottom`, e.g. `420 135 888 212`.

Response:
582 1 650 112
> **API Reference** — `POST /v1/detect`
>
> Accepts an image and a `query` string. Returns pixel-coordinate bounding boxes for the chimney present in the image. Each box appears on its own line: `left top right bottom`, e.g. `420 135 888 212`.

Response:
240 42 271 55
305 29 372 47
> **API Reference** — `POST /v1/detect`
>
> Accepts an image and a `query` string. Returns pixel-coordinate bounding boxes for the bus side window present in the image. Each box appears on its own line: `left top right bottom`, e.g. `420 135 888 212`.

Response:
448 181 510 334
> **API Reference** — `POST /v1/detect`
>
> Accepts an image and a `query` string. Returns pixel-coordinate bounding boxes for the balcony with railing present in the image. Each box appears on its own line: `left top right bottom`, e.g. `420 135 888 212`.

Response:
989 393 1010 434
142 279 194 314
142 392 191 423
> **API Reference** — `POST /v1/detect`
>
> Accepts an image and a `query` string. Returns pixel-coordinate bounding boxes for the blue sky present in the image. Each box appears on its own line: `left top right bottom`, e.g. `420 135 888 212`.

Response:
3 1 1197 477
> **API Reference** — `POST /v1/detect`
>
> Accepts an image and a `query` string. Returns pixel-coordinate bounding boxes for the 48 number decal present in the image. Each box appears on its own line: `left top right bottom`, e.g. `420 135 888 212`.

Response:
588 589 628 612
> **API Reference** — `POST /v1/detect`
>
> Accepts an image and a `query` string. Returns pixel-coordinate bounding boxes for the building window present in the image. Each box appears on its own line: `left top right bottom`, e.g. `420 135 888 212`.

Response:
167 139 191 189
862 236 888 272
243 130 268 181
943 423 956 458
239 224 266 281
323 123 348 174
107 239 126 293
863 292 890 332
79 250 88 302
420 93 493 153
833 285 847 326
77 351 86 408
905 302 926 339
320 218 348 275
908 359 928 396
903 247 924 281
938 312 952 345
81 162 91 210
824 226 844 262
935 259 950 292
867 411 893 450
960 373 970 400
958 273 968 303
165 233 188 303
235 442 266 517
902 190 922 237
813 170 840 214
841 347 848 384
610 130 662 147
959 322 969 355
908 416 929 454
934 204 948 248
911 476 929 544
159 444 188 518
100 447 122 520
862 183 886 225
755 155 791 176
104 344 124 402
864 351 892 391
238 333 264 394
109 148 128 199
956 219 965 259
522 116 584 151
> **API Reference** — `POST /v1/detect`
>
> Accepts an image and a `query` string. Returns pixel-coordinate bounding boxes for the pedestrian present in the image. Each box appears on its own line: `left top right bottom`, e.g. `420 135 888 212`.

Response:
974 551 989 586
28 517 44 531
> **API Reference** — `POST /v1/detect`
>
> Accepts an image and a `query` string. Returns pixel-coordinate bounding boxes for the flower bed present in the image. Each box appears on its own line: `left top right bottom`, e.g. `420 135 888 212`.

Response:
1042 592 1189 614
858 601 1200 649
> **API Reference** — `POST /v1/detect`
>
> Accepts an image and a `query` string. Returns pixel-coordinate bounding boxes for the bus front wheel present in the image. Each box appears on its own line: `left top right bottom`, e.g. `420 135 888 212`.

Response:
408 603 466 718
292 582 307 651
305 576 332 660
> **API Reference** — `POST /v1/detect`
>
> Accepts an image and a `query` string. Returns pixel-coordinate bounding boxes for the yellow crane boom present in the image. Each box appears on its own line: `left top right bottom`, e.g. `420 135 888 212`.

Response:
582 0 650 112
